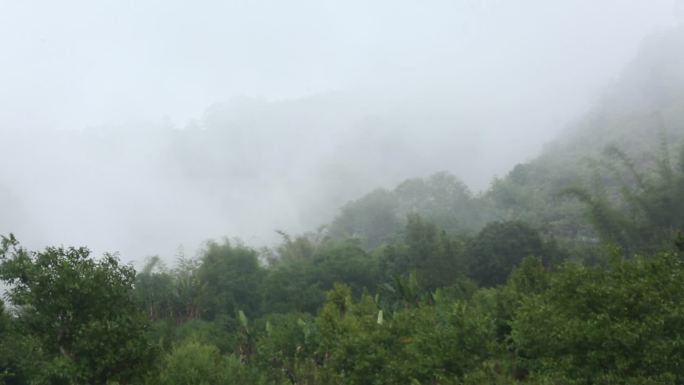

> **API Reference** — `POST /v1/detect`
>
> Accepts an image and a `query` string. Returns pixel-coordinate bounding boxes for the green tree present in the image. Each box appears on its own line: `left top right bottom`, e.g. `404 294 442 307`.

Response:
393 172 487 234
397 299 496 383
328 188 401 249
316 284 402 385
329 173 488 250
255 313 320 384
263 239 379 314
0 298 24 385
379 214 468 293
465 221 546 287
197 240 264 320
0 234 154 385
159 339 262 385
135 256 176 322
564 143 684 254
315 283 495 385
511 252 684 383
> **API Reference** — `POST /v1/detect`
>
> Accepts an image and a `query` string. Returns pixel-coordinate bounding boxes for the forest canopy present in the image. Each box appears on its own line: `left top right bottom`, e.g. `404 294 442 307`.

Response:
2 9 684 385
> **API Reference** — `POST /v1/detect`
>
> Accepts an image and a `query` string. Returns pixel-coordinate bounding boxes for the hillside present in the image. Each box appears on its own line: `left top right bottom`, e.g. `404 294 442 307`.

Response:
331 26 684 253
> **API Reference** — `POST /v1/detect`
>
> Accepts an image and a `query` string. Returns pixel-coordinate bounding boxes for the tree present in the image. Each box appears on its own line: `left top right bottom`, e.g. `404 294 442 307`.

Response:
465 221 546 287
0 234 154 385
394 172 486 234
511 252 684 383
328 172 488 250
381 214 467 290
328 188 401 249
157 338 264 385
563 143 684 254
196 240 264 320
135 256 176 322
262 238 379 314
0 298 24 385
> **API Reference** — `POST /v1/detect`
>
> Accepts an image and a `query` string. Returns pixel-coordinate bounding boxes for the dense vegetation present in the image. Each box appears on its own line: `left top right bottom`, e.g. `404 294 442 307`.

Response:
3 27 684 385
2 137 683 384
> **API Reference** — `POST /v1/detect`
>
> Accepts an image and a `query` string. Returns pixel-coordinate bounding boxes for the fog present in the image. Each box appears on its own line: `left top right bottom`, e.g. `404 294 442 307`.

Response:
0 0 681 263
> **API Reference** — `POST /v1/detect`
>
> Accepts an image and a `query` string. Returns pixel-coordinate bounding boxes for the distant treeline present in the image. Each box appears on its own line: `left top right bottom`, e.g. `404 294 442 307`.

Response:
5 25 684 383
2 137 684 384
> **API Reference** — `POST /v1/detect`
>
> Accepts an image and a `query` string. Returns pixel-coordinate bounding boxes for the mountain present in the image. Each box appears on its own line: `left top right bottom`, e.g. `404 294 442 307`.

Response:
330 26 684 252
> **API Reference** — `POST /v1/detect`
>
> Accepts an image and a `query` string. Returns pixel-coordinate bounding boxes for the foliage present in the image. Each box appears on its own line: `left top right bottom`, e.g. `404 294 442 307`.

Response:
465 221 548 287
3 116 684 385
562 142 684 255
135 256 176 321
158 339 264 385
381 214 467 290
0 234 154 385
329 172 488 249
0 299 23 384
328 188 401 249
512 252 684 383
255 312 320 384
263 238 379 314
197 239 264 319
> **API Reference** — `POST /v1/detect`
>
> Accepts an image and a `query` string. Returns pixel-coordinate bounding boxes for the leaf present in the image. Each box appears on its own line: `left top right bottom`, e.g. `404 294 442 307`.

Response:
238 310 248 329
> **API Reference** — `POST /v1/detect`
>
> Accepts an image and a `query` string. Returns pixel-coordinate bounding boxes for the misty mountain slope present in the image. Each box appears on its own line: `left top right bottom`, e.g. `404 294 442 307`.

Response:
546 26 684 162
328 26 684 249
0 3 680 263
488 26 684 240
0 90 521 261
327 172 493 249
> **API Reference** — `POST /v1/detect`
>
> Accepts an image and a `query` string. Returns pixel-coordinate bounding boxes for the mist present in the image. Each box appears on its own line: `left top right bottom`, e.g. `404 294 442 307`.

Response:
0 0 681 263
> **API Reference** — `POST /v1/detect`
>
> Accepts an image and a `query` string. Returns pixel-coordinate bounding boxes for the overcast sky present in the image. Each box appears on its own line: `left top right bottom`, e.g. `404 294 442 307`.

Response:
1 0 680 130
0 0 682 262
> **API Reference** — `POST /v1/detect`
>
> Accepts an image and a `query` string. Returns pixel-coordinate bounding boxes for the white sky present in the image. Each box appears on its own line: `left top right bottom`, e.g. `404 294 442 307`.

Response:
1 0 679 130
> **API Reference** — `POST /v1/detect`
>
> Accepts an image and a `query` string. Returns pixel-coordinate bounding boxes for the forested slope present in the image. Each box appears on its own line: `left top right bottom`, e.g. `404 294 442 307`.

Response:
333 26 684 257
2 27 684 385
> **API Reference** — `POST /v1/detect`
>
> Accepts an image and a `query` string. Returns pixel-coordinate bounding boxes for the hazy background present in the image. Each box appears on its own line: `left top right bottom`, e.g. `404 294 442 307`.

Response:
0 0 681 263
